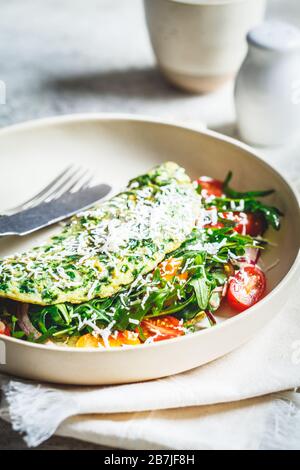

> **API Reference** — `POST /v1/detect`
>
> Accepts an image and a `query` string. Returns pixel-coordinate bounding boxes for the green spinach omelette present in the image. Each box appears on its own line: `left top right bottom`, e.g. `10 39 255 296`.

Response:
0 162 201 305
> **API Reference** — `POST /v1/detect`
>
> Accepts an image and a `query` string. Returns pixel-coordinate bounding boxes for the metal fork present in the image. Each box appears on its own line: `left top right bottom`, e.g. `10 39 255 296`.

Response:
2 165 93 215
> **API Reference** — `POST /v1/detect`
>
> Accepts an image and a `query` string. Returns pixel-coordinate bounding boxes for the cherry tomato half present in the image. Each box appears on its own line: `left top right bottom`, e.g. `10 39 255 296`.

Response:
197 177 223 198
220 212 266 236
141 316 184 342
227 266 266 313
235 212 266 237
0 321 11 336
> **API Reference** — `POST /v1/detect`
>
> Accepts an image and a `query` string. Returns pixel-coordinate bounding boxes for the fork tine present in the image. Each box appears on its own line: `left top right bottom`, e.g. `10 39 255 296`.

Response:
4 165 74 214
31 165 76 204
44 167 91 201
43 167 84 202
67 169 92 193
78 175 94 191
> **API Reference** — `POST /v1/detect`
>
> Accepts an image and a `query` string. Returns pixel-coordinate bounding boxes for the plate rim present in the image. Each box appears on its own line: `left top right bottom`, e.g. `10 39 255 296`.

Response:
1 112 299 353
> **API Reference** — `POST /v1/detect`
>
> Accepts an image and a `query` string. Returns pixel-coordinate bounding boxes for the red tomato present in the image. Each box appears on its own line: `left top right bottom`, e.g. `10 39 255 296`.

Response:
221 212 266 236
235 212 266 237
197 177 223 198
141 316 184 342
0 321 10 336
227 266 266 313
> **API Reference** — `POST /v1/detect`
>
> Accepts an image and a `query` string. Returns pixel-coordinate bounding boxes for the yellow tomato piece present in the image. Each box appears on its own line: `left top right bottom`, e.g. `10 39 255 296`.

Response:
118 330 141 346
98 336 122 348
76 330 141 348
76 333 99 348
159 258 188 282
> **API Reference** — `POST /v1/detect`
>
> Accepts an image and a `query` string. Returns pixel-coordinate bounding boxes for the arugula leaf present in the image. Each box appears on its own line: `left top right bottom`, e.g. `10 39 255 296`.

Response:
207 197 282 231
35 327 58 343
190 268 211 310
244 199 282 230
223 171 275 199
157 294 196 317
12 331 26 339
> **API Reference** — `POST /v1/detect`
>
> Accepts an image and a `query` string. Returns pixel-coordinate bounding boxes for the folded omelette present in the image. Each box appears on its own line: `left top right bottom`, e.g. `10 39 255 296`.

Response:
0 162 201 305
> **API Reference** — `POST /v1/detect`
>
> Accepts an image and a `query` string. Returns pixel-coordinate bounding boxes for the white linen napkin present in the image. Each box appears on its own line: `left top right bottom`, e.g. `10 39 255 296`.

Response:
1 280 300 449
54 391 300 450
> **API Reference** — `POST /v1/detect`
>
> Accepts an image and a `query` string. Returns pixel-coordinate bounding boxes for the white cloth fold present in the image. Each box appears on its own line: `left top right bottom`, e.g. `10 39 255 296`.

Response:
55 392 300 450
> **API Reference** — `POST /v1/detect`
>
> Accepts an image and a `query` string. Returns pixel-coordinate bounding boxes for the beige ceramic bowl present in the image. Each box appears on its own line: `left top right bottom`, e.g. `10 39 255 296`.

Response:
0 114 299 385
144 0 266 93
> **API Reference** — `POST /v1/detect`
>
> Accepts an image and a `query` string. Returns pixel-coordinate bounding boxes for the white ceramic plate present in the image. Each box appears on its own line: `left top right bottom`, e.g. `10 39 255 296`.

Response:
0 114 299 385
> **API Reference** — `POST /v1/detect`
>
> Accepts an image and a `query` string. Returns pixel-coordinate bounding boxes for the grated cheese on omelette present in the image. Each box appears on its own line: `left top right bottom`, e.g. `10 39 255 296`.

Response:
0 162 202 305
